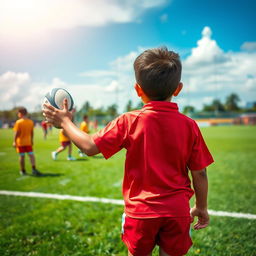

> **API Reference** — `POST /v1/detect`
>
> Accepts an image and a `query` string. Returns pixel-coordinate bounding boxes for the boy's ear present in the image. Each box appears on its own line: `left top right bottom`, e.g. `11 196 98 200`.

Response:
134 83 143 97
173 82 183 97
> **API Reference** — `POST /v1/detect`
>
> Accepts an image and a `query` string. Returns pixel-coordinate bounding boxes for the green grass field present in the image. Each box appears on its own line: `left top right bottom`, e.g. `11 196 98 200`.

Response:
0 126 256 256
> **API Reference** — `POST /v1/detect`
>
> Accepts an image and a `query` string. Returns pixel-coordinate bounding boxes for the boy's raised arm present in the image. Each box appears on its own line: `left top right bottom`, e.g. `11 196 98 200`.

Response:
43 99 99 156
190 168 209 230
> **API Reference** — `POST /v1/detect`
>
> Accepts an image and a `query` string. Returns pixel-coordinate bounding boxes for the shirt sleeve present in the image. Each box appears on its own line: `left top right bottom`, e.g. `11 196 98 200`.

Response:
13 121 19 132
187 122 214 171
92 115 127 159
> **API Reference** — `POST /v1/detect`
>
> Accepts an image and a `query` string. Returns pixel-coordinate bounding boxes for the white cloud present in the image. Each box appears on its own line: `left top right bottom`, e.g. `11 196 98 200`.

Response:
138 0 169 8
104 80 122 92
201 26 212 38
0 71 30 102
241 41 256 52
1 26 256 113
110 51 138 72
182 27 256 109
245 76 256 91
0 72 60 110
79 70 117 78
185 26 228 66
0 0 169 38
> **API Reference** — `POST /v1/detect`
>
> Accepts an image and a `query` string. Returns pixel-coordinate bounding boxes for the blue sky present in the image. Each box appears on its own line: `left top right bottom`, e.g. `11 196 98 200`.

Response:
0 0 256 112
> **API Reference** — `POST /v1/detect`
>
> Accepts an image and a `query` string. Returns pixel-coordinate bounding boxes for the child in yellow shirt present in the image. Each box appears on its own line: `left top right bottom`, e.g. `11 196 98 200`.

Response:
51 129 76 160
78 115 90 157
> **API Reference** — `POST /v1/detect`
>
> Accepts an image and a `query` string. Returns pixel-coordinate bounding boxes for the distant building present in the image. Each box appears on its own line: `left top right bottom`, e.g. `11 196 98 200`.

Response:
195 118 235 127
245 101 256 109
191 111 256 126
235 113 256 125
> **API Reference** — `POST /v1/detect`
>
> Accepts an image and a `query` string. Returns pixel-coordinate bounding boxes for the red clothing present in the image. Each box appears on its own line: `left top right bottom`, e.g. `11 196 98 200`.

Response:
16 145 33 153
41 121 48 130
122 215 192 256
93 101 214 218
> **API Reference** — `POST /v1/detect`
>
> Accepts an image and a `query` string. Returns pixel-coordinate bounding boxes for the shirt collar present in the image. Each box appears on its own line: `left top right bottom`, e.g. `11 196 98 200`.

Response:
143 101 179 111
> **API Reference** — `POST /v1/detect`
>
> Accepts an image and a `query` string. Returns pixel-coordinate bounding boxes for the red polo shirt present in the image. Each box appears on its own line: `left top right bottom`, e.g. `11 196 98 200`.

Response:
93 101 214 218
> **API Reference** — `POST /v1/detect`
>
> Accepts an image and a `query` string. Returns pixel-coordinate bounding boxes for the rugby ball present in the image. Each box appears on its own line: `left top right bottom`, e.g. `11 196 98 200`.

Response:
42 88 74 111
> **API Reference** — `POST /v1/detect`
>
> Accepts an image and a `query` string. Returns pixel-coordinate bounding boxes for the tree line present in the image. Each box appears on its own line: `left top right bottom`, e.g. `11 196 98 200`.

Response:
0 93 255 125
183 93 256 115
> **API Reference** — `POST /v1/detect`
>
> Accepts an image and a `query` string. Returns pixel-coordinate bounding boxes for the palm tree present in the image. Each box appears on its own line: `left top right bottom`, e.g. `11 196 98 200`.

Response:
225 93 240 111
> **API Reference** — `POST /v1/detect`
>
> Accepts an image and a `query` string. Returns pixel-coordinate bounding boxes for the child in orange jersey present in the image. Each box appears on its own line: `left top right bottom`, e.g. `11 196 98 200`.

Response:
13 107 42 176
51 129 76 161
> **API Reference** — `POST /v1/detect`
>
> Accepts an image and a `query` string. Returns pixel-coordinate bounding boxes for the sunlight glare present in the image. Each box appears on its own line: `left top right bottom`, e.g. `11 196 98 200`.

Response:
0 0 55 38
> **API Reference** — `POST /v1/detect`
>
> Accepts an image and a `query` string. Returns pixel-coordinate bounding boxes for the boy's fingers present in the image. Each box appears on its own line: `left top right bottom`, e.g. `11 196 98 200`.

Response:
194 222 209 230
193 218 209 230
43 109 54 117
43 103 55 111
63 98 68 111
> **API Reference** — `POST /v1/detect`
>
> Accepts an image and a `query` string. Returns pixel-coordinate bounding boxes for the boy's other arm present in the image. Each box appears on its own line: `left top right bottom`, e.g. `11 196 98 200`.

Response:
190 168 209 230
43 100 99 156
31 129 34 145
13 131 20 147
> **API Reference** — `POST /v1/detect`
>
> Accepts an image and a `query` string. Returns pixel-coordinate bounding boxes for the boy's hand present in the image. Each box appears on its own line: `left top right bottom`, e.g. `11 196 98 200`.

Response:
43 99 72 129
12 142 16 148
190 206 209 230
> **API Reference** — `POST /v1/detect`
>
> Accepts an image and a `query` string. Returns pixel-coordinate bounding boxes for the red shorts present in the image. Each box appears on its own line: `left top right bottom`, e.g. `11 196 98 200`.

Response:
121 214 192 256
16 146 33 154
61 141 71 147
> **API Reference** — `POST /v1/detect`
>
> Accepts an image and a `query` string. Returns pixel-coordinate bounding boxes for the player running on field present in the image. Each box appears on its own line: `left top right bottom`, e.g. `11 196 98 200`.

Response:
51 129 76 161
44 47 214 256
13 107 42 176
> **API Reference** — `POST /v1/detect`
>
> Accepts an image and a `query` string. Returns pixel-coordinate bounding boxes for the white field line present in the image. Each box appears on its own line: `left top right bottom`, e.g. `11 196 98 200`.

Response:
1 190 256 220
0 190 124 205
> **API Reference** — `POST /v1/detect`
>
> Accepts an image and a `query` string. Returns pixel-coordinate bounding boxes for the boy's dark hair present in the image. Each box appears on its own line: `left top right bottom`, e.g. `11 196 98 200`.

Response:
83 115 88 119
134 47 182 101
17 107 27 116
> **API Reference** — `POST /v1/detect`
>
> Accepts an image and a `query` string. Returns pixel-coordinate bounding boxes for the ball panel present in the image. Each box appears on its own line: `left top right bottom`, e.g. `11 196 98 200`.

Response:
45 92 59 109
41 97 49 110
43 88 74 111
54 89 73 111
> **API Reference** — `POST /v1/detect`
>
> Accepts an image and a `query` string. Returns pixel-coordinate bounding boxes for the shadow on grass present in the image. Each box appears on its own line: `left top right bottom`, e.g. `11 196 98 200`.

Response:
30 173 64 178
75 158 88 161
55 158 88 162
92 155 104 159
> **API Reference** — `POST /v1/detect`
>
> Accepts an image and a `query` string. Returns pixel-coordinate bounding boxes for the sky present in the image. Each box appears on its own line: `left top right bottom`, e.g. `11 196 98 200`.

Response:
0 0 256 113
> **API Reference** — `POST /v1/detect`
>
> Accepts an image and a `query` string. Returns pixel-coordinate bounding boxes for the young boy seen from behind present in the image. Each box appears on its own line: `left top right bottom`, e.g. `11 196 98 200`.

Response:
43 47 214 256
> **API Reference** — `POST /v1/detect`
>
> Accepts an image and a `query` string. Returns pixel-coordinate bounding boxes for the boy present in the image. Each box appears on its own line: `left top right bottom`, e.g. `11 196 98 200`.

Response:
43 47 214 256
80 115 89 134
78 115 90 157
13 107 41 176
51 129 76 161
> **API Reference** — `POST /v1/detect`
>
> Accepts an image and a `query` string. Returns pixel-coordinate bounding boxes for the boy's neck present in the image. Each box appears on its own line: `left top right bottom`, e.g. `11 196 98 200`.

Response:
143 96 172 104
